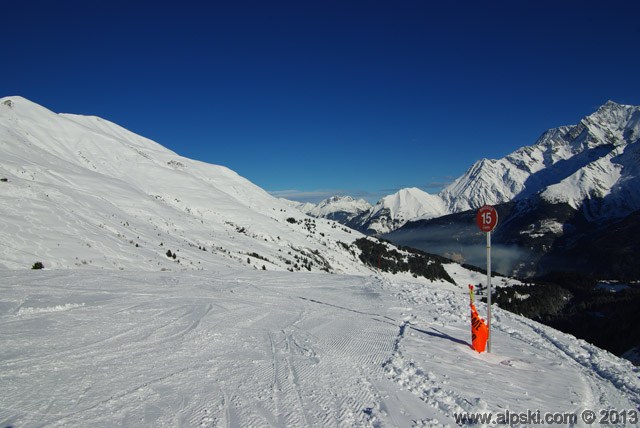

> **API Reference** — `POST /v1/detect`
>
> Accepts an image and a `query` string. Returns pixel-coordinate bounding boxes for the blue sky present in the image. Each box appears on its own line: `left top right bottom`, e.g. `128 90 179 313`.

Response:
4 0 640 203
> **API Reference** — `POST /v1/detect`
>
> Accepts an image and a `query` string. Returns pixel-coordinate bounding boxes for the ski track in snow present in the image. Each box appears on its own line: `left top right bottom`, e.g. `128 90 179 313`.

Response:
0 269 638 427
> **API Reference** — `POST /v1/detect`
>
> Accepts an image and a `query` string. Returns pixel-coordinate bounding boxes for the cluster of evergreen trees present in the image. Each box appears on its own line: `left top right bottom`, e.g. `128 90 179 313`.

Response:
492 271 640 359
490 283 571 320
354 238 455 284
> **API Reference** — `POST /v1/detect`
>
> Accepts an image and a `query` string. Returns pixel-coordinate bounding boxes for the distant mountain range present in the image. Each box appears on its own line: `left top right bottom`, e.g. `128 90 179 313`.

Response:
3 95 638 280
295 189 447 234
294 195 371 224
303 101 640 279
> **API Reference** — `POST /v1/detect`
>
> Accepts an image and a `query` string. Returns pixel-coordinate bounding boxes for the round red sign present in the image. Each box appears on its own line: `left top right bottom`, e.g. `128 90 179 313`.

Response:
476 205 498 232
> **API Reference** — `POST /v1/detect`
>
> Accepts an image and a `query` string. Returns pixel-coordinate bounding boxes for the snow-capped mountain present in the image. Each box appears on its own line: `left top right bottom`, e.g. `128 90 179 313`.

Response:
0 96 369 273
440 100 640 218
348 187 447 234
338 101 640 234
296 195 371 223
386 102 640 279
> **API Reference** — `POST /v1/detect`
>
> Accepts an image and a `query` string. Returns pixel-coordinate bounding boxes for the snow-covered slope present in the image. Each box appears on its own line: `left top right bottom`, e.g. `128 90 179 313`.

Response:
0 96 365 273
297 195 371 223
1 268 638 426
349 188 448 234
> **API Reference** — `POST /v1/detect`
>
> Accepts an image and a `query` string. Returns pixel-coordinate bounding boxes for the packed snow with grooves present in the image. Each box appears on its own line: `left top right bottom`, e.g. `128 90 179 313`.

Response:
1 269 638 427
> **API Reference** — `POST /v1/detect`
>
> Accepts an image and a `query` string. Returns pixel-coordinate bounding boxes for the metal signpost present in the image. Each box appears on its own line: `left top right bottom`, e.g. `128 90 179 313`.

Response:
476 205 498 353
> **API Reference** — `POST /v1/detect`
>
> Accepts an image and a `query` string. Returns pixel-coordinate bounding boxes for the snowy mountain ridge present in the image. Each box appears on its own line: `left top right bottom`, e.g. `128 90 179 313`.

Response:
441 100 640 217
296 195 371 223
348 187 448 234
308 101 640 233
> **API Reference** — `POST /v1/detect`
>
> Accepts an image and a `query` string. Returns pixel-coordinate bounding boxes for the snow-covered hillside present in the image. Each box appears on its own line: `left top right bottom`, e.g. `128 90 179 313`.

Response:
0 96 366 273
329 101 640 234
1 268 638 426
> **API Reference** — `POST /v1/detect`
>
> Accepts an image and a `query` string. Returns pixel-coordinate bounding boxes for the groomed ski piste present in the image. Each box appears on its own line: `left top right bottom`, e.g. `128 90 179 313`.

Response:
1 266 639 427
1 96 639 427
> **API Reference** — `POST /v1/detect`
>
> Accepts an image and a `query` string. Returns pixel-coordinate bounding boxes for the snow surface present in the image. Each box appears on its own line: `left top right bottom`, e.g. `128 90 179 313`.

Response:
1 268 638 427
519 219 565 239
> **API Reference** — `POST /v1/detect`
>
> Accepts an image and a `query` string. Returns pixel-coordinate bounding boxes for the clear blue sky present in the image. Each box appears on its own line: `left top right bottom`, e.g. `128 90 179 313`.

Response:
4 0 640 203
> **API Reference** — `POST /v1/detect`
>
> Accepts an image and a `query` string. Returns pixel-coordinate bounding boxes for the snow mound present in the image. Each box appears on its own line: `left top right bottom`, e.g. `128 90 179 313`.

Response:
17 302 85 316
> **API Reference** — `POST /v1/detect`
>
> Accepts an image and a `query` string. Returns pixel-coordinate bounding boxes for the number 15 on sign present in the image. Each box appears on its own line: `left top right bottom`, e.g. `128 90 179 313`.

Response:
476 205 498 233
